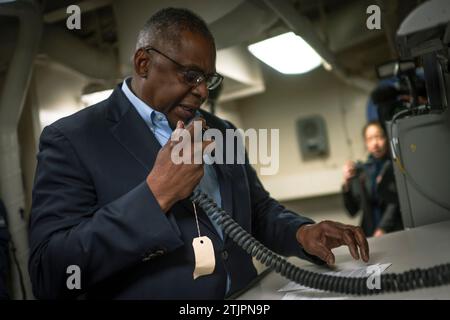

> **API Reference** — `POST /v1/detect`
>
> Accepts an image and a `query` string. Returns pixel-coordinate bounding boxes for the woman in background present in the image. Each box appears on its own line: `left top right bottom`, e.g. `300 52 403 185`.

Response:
342 121 403 237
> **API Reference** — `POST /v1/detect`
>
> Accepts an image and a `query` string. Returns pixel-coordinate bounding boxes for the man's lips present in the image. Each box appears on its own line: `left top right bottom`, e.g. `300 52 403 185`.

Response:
177 104 198 119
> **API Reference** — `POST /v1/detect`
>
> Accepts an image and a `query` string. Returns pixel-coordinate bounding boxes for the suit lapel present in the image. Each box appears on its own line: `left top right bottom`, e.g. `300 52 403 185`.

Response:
211 117 235 241
108 86 161 172
214 164 233 218
213 164 234 243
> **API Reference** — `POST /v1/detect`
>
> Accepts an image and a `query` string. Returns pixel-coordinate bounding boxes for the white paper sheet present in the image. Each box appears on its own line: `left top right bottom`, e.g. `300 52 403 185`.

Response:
279 263 392 299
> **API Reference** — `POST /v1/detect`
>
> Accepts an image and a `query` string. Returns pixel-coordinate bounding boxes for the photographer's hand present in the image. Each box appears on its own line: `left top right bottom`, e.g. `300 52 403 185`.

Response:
343 160 356 191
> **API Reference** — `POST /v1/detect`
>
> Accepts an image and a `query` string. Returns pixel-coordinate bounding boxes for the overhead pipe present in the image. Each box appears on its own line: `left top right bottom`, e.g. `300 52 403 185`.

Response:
209 0 279 50
40 25 118 81
0 0 42 299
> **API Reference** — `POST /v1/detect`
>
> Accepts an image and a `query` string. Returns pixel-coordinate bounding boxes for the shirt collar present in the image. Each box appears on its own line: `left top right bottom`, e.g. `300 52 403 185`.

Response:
121 78 169 127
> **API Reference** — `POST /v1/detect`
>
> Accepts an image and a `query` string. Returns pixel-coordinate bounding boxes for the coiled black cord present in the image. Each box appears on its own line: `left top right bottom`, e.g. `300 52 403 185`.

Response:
191 190 450 295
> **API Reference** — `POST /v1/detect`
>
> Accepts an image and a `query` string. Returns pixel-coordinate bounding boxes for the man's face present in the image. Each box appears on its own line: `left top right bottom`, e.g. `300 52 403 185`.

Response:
365 124 388 159
139 31 216 128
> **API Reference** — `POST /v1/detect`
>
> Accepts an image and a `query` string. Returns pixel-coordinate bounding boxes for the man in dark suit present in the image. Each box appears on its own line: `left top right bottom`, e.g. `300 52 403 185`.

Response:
29 7 369 299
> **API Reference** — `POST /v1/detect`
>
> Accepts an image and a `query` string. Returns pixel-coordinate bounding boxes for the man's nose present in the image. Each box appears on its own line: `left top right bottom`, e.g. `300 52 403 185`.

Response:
191 80 209 101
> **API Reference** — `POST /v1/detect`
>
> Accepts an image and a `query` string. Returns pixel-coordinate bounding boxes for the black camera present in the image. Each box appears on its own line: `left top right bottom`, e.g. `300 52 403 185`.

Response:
373 60 427 124
353 161 365 177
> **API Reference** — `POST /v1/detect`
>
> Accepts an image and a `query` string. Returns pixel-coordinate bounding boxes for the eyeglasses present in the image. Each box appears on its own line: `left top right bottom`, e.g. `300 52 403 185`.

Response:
143 46 223 90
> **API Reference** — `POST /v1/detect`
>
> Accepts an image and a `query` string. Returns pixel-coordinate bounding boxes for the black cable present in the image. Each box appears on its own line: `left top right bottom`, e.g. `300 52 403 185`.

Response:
191 190 450 295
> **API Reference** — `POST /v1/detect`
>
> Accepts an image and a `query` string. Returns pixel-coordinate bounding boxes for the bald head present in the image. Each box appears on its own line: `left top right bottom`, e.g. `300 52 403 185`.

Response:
136 7 216 51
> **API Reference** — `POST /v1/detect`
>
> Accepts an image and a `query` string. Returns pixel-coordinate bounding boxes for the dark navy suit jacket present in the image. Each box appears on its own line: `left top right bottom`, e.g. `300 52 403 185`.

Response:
29 84 323 299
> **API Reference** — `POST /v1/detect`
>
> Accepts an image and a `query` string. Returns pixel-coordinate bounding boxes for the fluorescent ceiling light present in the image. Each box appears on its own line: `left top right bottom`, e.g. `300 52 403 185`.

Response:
248 32 322 74
81 89 113 107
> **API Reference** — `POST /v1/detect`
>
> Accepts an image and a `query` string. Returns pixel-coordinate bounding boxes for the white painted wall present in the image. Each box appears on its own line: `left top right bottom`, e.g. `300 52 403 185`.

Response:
233 65 370 202
34 60 89 129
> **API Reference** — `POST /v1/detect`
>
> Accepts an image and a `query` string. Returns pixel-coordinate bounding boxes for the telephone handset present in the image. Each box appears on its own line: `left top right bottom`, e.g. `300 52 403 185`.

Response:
190 190 450 295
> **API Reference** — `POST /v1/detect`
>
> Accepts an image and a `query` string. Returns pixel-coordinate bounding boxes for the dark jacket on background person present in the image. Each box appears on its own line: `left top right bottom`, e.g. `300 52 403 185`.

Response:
28 83 324 300
0 199 10 300
342 155 403 236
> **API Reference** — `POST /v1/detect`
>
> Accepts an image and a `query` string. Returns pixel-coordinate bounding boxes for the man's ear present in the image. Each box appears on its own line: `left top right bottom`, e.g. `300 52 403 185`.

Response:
133 49 150 79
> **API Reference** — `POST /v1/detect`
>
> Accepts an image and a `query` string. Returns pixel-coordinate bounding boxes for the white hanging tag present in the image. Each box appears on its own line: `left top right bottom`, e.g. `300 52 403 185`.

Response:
192 236 216 280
